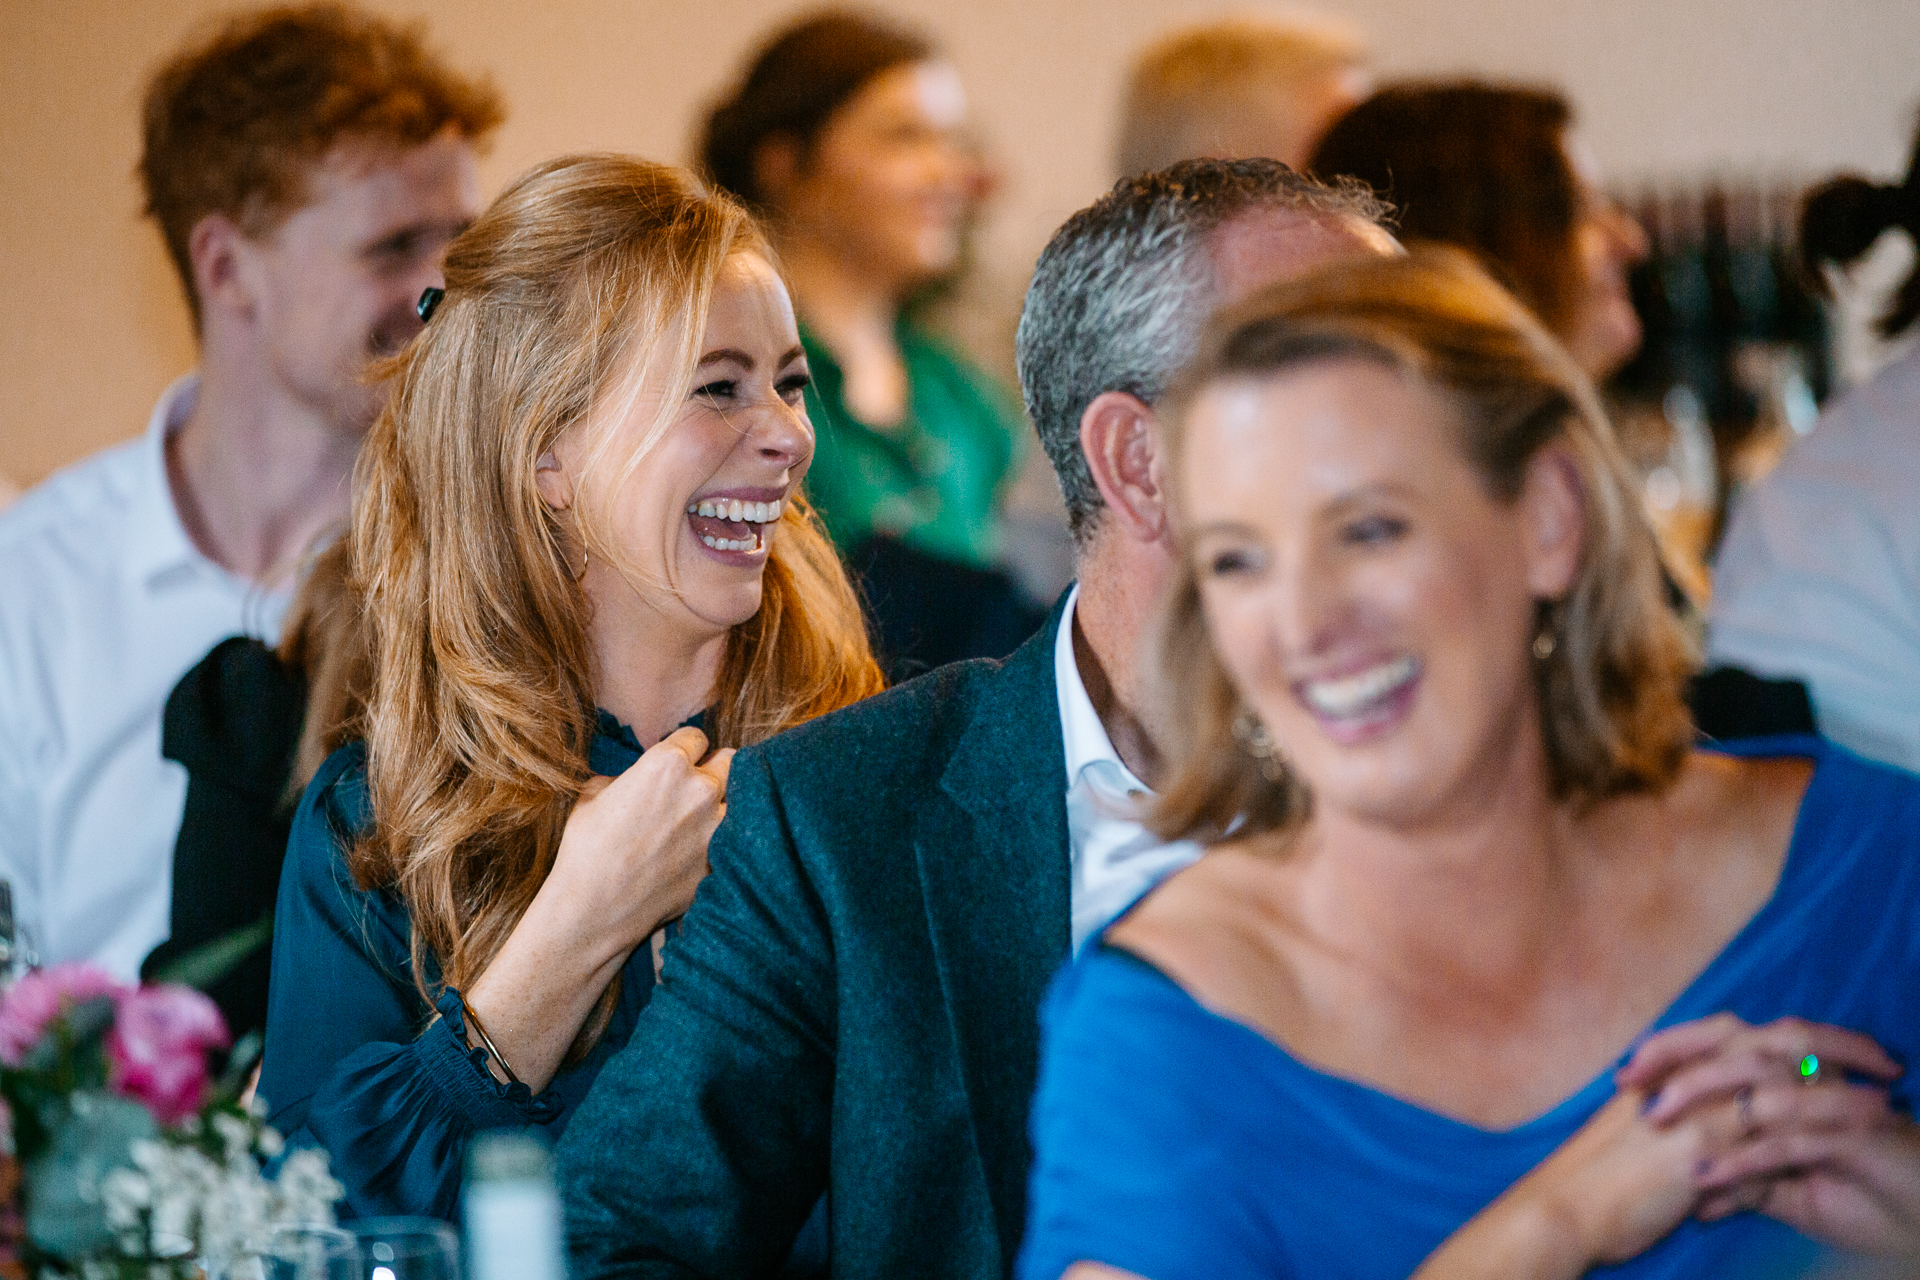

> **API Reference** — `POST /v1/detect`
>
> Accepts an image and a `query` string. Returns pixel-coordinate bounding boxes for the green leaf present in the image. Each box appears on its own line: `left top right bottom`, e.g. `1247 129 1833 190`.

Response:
21 996 115 1074
148 910 273 992
23 1090 157 1260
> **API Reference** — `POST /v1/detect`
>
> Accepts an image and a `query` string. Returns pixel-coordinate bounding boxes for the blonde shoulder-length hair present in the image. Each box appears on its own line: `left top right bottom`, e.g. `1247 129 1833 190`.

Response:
1151 246 1695 845
351 154 884 1050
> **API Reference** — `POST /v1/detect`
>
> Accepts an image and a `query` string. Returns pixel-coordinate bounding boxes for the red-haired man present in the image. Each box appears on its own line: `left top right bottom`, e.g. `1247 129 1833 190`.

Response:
0 5 502 977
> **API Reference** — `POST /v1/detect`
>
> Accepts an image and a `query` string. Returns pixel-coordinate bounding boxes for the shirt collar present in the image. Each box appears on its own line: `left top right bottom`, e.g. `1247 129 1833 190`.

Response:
124 374 206 586
1054 584 1150 795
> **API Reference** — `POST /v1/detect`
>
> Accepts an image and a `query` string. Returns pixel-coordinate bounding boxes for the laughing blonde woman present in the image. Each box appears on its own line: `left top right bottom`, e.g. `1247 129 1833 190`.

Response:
256 155 883 1219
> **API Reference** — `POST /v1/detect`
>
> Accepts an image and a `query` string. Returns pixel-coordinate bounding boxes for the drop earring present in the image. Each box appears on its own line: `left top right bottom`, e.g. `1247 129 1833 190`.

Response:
1532 606 1559 662
1232 706 1287 783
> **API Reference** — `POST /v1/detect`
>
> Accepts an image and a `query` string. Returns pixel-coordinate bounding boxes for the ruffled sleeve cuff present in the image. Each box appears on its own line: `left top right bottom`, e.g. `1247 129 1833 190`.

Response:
429 987 564 1127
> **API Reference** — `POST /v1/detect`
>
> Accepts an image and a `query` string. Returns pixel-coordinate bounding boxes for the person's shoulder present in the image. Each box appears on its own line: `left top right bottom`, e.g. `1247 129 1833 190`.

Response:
1035 945 1251 1126
288 742 373 873
899 324 1022 417
1754 349 1920 491
1815 345 1920 445
0 439 152 692
0 436 147 568
1804 733 1920 826
1708 735 1920 886
749 654 1018 778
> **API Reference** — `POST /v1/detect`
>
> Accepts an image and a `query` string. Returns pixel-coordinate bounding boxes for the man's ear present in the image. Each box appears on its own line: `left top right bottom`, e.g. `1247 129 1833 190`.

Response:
188 213 255 324
1079 390 1169 545
751 135 802 207
1520 444 1586 599
534 449 574 512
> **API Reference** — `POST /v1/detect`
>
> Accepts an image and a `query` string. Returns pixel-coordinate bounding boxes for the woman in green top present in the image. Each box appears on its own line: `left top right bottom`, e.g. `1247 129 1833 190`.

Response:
700 10 1043 676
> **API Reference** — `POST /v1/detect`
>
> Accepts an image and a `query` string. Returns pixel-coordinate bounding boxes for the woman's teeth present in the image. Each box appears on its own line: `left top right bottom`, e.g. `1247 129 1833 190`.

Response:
1301 656 1419 719
687 497 784 524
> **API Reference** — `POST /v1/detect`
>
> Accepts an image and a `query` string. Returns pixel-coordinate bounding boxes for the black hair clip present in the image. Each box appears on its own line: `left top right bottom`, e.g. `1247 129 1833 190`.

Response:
416 286 445 323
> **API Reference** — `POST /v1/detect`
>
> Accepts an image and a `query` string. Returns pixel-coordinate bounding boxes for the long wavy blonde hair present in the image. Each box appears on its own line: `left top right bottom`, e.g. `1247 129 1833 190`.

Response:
351 154 883 1051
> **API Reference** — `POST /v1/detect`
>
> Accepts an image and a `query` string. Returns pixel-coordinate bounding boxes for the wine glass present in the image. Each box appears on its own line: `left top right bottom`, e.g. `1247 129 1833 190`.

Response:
219 1223 360 1280
351 1217 460 1280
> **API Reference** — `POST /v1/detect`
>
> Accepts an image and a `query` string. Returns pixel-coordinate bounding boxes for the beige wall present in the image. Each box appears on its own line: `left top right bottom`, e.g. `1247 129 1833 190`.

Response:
3 0 1917 487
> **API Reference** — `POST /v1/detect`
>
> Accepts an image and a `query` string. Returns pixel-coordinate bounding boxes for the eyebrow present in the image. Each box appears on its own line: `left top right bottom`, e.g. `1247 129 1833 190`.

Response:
364 216 474 255
696 345 808 370
1185 517 1264 541
1182 482 1420 539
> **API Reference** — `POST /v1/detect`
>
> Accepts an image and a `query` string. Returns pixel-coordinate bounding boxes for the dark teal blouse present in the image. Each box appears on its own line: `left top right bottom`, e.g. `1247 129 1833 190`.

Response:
256 714 657 1221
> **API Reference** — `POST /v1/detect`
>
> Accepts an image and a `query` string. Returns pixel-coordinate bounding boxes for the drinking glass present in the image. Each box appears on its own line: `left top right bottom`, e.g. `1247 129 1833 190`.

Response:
352 1217 460 1280
218 1223 361 1280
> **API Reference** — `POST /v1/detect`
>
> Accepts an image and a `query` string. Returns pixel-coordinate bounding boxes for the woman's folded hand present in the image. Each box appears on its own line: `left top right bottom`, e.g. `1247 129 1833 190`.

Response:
1619 1014 1920 1259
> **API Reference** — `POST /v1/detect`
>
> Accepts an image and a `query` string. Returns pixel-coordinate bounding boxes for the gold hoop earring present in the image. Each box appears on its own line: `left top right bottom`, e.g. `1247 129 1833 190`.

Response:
1232 706 1286 783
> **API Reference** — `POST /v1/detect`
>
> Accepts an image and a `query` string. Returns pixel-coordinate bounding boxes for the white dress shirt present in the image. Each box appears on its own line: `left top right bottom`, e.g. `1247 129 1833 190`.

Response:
1708 343 1920 770
0 376 291 978
1055 586 1202 953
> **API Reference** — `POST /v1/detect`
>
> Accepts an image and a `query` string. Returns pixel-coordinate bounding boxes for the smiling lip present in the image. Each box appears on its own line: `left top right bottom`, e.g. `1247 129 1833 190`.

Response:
685 486 789 558
1293 655 1422 746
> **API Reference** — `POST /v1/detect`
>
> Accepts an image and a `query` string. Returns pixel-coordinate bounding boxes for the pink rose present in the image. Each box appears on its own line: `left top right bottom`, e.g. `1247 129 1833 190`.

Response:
105 984 230 1126
0 963 126 1067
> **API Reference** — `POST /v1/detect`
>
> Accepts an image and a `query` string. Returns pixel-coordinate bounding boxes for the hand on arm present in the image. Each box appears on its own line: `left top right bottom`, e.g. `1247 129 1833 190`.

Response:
1621 1014 1920 1259
460 726 731 1093
1412 1085 1733 1280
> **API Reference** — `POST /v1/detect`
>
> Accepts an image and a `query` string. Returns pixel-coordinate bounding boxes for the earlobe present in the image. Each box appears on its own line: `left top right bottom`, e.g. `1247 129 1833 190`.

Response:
1520 446 1586 598
1079 391 1169 545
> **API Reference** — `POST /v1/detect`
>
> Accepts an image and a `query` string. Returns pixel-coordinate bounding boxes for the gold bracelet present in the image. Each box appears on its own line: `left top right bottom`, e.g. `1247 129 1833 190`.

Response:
458 994 524 1087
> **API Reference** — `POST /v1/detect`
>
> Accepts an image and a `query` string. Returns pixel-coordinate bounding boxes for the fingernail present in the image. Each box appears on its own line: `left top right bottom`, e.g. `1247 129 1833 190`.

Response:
1694 1158 1713 1179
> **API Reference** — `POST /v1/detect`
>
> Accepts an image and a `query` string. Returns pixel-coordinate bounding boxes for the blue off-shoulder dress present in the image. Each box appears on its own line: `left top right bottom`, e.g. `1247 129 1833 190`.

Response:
256 714 665 1221
1017 737 1920 1280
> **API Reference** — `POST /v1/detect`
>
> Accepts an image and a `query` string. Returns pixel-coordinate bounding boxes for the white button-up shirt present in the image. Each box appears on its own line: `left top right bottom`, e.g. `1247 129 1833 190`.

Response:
1709 343 1920 770
0 376 291 978
1056 586 1202 953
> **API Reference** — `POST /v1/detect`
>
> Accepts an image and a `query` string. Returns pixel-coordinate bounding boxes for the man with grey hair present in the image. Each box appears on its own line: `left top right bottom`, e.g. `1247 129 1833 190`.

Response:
561 158 1397 1280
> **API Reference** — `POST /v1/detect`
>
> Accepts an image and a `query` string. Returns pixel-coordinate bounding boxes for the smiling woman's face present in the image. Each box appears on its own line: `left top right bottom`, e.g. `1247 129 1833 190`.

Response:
1180 356 1581 829
781 59 974 291
548 251 814 643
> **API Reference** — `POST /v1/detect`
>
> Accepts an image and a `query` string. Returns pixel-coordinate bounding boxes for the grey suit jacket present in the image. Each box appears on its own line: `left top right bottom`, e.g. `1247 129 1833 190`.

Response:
561 605 1072 1278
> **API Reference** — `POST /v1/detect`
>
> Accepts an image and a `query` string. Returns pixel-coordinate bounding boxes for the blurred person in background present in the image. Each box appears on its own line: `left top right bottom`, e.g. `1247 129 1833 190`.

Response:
0 4 499 979
1116 12 1370 180
1707 120 1920 771
256 155 884 1220
1310 81 1649 382
1018 248 1920 1280
699 10 1041 678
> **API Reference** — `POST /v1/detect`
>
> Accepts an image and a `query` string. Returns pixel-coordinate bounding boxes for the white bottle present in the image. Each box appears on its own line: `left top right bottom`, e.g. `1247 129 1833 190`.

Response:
464 1133 567 1280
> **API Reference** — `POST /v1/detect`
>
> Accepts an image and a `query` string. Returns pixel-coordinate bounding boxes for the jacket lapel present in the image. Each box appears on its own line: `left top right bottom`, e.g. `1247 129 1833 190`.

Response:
914 605 1073 1264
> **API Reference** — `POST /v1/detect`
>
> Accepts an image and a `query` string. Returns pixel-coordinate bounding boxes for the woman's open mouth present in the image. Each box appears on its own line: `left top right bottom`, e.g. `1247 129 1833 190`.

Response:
1294 655 1422 744
685 494 785 558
